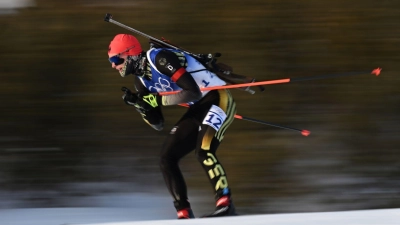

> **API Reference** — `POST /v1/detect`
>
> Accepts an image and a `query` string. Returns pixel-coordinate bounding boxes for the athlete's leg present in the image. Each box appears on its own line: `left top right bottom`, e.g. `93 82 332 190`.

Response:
159 115 198 212
193 90 237 216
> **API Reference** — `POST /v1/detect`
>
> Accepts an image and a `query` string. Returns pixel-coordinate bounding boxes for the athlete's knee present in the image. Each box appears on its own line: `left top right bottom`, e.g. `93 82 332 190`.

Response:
195 149 209 163
196 149 220 167
159 153 178 172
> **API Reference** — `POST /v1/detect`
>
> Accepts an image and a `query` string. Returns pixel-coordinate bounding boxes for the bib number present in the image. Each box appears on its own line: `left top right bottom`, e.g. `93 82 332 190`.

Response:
202 105 227 131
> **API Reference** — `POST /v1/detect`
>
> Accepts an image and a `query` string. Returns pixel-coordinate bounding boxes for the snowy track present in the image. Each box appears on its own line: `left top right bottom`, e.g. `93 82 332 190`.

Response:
75 208 400 225
2 208 398 225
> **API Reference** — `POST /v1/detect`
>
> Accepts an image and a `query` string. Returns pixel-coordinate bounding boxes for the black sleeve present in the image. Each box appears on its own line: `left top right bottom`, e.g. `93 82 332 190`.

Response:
133 76 164 131
154 50 202 105
134 75 147 93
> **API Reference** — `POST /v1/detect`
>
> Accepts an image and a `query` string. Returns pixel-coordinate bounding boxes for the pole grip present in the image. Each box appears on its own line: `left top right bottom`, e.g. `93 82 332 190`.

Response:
104 13 112 22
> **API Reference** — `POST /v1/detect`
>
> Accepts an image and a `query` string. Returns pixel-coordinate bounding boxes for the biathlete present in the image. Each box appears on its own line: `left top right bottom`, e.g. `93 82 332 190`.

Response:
107 34 237 219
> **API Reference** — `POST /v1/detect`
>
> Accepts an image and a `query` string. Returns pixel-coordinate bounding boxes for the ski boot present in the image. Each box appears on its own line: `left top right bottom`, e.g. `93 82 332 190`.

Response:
202 188 237 217
174 200 195 219
177 208 195 219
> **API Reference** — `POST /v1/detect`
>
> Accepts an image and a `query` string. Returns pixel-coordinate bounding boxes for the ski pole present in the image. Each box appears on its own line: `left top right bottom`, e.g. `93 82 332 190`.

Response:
158 68 382 95
179 104 310 136
104 14 381 94
234 114 310 136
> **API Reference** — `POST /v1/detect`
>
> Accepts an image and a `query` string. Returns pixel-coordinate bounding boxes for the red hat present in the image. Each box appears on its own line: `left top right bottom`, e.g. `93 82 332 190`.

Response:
108 34 142 56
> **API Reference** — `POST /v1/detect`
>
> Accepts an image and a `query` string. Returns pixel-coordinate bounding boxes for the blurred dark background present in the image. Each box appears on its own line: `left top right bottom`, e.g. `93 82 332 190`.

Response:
0 0 399 216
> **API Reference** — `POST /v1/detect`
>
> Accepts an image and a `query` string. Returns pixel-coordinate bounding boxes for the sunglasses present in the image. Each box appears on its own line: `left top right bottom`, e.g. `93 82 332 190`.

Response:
109 54 125 66
108 46 137 66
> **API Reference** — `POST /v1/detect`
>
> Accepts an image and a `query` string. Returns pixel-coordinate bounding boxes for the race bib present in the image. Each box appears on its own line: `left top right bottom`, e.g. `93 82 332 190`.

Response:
202 105 227 131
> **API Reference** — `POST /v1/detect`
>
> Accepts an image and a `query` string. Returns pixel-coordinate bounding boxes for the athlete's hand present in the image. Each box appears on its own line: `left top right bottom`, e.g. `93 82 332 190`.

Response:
121 87 158 111
121 87 138 106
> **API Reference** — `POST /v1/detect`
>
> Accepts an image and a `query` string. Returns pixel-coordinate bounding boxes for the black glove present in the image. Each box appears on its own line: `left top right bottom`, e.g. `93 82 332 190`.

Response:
121 87 158 112
121 87 139 105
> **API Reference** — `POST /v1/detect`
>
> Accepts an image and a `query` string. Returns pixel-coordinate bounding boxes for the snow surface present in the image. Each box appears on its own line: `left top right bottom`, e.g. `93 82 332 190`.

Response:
1 208 399 225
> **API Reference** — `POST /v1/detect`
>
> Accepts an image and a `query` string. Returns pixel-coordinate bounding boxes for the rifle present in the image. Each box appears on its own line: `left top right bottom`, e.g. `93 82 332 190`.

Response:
104 13 264 94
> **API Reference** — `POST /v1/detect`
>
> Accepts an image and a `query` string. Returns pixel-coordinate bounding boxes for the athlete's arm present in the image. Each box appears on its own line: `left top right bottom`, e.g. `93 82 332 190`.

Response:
154 50 202 105
131 76 164 131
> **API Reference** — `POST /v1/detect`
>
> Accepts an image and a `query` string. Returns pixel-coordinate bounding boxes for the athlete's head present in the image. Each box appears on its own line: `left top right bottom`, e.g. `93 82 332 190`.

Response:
108 34 144 77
